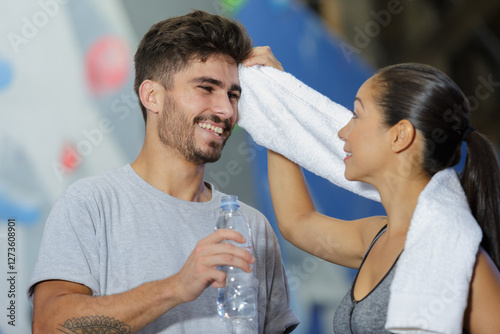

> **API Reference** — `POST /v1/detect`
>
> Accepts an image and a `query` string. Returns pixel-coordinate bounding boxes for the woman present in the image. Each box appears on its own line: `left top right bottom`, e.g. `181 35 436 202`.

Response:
249 60 500 333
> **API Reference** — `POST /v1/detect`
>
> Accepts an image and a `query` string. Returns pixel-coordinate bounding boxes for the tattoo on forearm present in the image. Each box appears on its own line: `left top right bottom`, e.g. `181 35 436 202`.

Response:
57 315 131 334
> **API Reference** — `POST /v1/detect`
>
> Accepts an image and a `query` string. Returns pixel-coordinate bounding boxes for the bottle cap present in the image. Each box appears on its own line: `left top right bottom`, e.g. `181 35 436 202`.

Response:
221 195 239 210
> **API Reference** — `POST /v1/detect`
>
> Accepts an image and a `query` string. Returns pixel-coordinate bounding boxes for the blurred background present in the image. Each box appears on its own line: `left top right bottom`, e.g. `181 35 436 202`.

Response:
0 0 498 333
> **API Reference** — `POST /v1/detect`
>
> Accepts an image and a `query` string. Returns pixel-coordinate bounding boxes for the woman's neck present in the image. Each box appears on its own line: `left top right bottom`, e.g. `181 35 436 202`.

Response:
377 171 431 237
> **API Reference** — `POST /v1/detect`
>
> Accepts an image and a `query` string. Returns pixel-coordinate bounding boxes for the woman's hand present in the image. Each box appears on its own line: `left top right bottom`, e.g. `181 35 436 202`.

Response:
244 46 283 71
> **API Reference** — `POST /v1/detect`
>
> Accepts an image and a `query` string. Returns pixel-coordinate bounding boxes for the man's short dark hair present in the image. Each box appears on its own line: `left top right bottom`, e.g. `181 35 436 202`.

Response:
134 10 253 122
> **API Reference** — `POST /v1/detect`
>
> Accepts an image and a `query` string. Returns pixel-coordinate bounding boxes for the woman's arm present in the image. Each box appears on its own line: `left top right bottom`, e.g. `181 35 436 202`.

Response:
267 149 385 268
463 248 500 333
245 46 385 268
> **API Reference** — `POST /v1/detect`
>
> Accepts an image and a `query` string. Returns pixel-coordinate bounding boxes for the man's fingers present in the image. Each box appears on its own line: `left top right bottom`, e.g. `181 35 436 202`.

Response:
196 241 255 265
205 228 247 245
206 252 254 272
211 280 225 288
175 229 256 303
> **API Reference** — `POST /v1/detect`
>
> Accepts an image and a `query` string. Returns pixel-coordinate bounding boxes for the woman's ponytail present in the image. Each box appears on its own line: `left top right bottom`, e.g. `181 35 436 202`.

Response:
460 130 500 269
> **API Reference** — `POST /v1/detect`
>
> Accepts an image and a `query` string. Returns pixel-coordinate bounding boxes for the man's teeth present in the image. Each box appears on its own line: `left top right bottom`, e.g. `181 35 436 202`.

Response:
197 122 223 135
346 152 352 157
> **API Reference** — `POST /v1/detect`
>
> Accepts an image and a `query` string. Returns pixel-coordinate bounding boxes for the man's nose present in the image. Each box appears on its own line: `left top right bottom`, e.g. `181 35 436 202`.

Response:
212 93 234 120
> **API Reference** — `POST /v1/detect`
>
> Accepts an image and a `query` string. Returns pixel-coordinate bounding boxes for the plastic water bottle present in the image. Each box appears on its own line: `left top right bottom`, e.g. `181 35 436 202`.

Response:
215 195 258 334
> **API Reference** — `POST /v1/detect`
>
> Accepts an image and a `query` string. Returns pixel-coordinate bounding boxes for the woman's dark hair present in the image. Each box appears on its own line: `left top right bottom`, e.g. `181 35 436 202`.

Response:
374 63 500 269
134 10 253 122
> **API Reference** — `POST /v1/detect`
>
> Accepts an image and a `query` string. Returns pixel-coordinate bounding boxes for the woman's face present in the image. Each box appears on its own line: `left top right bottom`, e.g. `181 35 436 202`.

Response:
338 77 392 183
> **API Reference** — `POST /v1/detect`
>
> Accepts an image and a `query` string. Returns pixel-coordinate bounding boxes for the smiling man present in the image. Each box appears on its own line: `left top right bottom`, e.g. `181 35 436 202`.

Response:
28 10 298 334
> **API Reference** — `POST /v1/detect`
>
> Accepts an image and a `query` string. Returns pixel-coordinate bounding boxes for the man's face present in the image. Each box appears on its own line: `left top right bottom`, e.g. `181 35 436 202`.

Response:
158 55 240 164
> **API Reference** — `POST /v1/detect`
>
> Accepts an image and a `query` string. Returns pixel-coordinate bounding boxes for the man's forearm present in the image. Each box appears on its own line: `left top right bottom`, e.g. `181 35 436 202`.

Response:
32 274 183 334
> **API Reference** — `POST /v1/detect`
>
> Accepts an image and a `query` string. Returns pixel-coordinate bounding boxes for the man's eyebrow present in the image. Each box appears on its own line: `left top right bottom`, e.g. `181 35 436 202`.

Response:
191 76 241 93
230 83 242 94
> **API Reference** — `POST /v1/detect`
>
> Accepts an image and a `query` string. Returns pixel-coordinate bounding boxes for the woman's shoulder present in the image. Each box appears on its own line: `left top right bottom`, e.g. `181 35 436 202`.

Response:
463 247 500 332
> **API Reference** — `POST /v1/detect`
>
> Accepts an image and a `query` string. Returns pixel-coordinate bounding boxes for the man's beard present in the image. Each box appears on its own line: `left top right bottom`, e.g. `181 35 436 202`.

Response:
158 96 232 164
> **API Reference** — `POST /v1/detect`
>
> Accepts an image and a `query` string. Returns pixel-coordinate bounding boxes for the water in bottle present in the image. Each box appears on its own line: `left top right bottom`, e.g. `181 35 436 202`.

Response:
215 195 258 334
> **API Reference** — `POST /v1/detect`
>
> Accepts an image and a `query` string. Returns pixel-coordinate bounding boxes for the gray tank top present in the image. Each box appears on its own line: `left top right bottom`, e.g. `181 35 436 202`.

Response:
333 225 400 333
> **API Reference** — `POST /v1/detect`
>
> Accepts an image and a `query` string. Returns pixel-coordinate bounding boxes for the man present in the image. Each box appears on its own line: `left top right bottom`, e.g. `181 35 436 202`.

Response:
29 10 298 333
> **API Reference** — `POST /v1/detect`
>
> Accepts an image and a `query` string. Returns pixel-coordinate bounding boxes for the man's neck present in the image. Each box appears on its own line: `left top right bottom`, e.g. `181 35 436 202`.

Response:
130 146 212 203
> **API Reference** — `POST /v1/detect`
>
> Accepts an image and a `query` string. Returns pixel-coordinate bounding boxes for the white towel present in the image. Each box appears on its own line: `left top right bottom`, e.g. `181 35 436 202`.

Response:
238 65 482 334
238 65 380 202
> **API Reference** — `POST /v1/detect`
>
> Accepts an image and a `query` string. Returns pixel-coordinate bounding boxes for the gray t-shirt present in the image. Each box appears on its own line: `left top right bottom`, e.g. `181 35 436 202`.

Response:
28 165 298 333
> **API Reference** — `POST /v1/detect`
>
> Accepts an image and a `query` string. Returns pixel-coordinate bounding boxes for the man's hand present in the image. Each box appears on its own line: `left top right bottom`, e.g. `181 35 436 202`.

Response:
32 229 255 333
244 46 284 71
172 228 255 303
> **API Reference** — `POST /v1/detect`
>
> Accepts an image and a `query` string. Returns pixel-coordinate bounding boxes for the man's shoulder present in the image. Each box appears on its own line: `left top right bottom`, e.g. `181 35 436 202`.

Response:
63 165 129 199
238 200 265 218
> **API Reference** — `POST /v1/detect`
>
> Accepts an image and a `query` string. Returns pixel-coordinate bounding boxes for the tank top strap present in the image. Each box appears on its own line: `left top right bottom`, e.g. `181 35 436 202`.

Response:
359 224 387 266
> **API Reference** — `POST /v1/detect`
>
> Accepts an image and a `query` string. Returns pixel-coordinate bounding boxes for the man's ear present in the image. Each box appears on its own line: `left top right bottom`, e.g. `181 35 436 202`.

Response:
139 80 164 115
391 119 416 153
